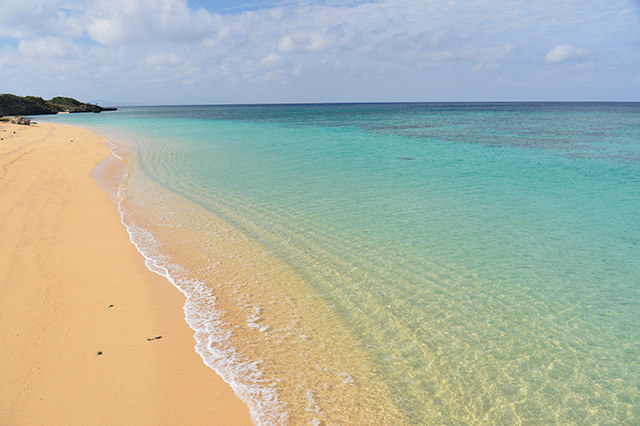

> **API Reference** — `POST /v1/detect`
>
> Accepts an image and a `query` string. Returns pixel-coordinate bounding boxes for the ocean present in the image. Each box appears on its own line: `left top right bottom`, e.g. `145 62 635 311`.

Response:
39 103 640 425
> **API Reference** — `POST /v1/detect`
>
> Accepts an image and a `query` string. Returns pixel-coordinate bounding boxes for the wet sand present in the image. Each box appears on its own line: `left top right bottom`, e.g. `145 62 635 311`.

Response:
0 121 253 425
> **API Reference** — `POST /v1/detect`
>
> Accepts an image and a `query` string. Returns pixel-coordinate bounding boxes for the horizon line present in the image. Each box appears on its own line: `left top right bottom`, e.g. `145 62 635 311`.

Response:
105 100 640 108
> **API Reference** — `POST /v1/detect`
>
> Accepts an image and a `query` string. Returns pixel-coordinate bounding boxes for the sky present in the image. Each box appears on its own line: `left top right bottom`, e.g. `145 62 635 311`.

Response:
0 0 639 105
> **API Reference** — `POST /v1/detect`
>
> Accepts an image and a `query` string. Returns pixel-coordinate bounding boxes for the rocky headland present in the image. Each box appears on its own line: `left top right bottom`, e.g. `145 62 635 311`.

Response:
0 94 117 117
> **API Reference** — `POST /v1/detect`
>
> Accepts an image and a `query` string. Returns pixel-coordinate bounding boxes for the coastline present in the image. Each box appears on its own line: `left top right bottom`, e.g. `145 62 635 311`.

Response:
10 103 638 425
0 122 253 425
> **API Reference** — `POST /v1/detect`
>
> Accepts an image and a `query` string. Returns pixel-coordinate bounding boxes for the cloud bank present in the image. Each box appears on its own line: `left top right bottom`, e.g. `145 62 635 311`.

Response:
0 0 638 103
545 45 588 63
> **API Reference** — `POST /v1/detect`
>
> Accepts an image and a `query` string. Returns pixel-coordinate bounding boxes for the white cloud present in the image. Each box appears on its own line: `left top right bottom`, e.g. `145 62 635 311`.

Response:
545 44 588 63
259 53 284 67
0 0 638 103
277 26 348 54
141 52 181 66
0 0 83 38
84 0 217 45
17 36 76 58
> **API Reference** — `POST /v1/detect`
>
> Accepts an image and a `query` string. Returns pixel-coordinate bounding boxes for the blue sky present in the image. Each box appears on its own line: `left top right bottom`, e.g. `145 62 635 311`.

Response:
0 0 638 104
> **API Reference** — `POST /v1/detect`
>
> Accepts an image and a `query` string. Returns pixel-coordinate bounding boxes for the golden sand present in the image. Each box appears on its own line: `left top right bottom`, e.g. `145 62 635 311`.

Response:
0 122 253 425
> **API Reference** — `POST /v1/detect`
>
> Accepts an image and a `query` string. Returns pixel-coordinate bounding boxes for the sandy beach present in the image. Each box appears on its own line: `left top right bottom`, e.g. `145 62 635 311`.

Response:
0 121 253 425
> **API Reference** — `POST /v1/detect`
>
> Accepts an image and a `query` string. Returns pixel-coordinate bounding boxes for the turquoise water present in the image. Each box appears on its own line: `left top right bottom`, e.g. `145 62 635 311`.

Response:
41 103 640 425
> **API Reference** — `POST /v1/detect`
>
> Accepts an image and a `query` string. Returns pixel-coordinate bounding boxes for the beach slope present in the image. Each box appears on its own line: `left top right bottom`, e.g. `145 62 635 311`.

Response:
0 122 252 425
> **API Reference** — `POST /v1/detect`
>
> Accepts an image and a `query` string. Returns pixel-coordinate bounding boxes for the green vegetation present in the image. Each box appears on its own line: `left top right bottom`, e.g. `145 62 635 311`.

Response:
0 94 116 117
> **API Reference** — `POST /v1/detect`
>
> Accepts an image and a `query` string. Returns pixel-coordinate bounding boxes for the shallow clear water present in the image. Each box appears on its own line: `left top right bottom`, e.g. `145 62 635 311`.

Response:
40 103 640 425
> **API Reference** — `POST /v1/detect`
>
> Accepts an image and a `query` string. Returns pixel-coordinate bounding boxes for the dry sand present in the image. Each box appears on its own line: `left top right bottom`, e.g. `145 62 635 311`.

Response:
0 122 253 425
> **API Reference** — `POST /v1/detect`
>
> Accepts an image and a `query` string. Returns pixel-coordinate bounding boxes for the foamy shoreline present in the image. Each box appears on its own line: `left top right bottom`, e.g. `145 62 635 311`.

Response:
0 121 253 425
